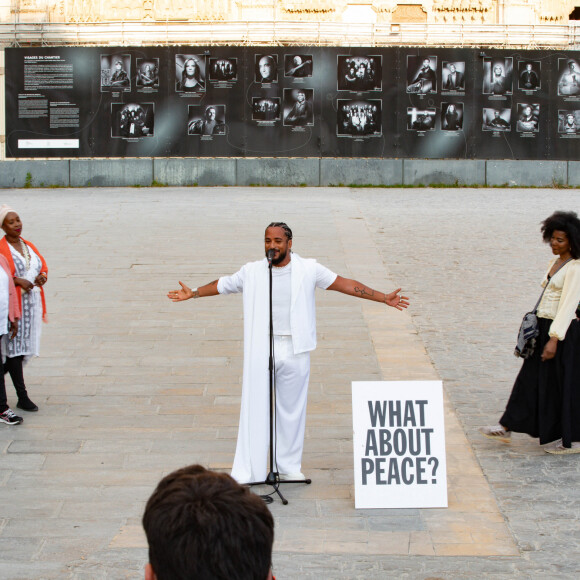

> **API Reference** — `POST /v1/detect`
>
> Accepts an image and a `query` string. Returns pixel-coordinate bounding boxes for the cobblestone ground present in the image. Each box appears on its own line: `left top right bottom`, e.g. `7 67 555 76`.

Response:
0 187 578 579
278 188 580 578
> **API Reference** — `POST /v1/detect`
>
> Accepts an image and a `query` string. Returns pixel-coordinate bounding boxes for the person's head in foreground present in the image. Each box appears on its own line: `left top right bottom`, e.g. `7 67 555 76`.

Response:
143 464 274 580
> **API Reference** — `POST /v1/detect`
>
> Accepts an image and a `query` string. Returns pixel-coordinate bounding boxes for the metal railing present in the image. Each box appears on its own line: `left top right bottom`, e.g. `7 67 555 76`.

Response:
1 21 580 48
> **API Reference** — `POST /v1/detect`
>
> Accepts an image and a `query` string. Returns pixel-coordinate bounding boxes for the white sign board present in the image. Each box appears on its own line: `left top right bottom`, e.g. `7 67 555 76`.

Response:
352 380 448 509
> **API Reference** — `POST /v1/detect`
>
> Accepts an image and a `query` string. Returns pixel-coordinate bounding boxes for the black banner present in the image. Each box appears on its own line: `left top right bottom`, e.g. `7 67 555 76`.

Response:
5 46 580 160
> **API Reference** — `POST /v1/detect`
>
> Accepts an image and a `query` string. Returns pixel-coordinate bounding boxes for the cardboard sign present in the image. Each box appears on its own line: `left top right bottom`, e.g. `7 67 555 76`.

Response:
352 381 448 509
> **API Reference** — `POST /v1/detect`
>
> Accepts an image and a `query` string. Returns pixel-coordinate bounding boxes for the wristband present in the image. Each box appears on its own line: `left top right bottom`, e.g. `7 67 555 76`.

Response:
192 287 200 299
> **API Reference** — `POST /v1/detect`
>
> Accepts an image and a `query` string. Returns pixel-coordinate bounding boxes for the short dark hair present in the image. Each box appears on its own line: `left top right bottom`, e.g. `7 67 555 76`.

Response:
143 465 274 580
266 222 293 240
541 211 580 259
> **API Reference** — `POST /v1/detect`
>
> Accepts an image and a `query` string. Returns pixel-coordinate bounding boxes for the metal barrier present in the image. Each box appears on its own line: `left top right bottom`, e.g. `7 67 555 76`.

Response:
1 21 580 48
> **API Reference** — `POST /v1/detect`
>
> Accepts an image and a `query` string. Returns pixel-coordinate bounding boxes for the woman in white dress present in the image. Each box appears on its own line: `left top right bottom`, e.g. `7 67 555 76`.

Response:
0 205 48 412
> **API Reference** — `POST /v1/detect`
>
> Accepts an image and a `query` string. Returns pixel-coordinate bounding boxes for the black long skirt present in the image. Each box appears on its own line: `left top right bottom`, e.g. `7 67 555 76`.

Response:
500 317 580 446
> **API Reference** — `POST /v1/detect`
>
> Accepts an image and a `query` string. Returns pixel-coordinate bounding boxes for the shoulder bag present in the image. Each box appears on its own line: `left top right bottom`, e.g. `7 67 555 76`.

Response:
515 259 571 359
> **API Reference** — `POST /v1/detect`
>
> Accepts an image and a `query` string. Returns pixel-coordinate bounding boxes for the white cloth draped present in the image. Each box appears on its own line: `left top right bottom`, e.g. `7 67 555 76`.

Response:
217 253 336 483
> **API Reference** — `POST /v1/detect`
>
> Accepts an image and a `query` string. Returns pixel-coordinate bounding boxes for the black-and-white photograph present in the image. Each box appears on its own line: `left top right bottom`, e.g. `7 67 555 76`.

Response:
187 105 226 136
516 103 539 132
283 89 314 127
518 61 540 91
256 54 278 84
101 54 131 92
482 108 511 131
209 58 237 82
136 59 159 89
558 58 580 96
337 56 382 92
407 56 437 94
175 55 206 92
252 98 281 122
111 103 154 138
482 58 513 95
337 99 381 136
558 110 580 134
441 103 464 131
284 54 313 78
442 61 465 92
407 107 437 131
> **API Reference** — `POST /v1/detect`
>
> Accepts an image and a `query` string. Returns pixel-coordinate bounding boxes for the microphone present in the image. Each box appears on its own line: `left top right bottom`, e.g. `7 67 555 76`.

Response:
267 249 275 263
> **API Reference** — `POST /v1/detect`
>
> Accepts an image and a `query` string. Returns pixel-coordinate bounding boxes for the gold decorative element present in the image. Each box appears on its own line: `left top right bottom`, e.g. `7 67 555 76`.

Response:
392 5 427 24
2 0 579 26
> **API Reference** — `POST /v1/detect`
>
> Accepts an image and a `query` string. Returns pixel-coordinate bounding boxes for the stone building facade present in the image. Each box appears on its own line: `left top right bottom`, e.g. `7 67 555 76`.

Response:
0 1 578 25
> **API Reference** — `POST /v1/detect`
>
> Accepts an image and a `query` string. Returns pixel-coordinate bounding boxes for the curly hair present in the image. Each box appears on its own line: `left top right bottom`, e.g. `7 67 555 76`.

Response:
541 211 580 259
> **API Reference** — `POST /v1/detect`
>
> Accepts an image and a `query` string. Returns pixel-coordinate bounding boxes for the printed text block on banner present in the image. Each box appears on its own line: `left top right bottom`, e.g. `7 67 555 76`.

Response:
352 381 448 509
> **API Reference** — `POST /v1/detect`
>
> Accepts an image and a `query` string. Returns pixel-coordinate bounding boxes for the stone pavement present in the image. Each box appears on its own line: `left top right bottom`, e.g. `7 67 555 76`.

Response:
0 186 578 579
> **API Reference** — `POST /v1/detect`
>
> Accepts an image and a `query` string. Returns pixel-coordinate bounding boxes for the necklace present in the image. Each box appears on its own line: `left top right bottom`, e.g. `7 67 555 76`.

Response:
12 239 31 270
21 241 31 270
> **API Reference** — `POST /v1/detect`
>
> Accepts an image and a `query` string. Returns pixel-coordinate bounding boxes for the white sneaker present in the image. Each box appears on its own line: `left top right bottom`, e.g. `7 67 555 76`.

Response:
278 472 306 481
542 438 562 451
544 440 580 454
479 425 511 443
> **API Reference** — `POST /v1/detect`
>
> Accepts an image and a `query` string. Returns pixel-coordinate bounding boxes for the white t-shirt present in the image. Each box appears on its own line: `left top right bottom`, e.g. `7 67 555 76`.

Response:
217 253 337 354
272 263 292 335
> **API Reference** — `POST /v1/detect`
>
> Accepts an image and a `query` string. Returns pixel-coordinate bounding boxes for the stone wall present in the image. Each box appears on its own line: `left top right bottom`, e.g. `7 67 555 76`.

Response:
0 1 577 25
0 158 576 188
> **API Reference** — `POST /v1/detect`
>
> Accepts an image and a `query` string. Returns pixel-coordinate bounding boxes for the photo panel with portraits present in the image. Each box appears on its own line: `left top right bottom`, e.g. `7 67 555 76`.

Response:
337 99 382 137
101 54 131 92
407 107 436 131
252 97 281 122
209 58 238 82
441 102 464 131
175 55 206 93
558 110 580 135
558 58 580 97
482 57 513 95
256 54 278 84
337 56 382 92
482 108 511 131
284 54 313 78
135 58 159 90
516 103 539 133
518 60 540 92
187 105 226 136
441 61 465 93
283 89 314 127
111 103 154 138
407 56 437 94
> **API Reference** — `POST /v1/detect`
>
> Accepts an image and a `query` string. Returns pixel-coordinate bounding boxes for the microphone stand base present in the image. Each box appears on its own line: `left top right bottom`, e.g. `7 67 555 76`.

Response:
246 472 312 505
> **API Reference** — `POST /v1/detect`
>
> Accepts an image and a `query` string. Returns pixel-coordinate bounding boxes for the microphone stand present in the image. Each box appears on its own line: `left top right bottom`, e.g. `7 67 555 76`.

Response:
248 252 311 505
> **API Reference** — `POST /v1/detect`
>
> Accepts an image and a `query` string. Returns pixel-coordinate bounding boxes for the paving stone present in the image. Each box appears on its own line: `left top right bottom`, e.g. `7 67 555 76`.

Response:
0 187 577 578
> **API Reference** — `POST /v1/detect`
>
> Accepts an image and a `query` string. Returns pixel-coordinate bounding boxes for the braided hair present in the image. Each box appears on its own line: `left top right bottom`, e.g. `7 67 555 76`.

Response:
266 222 293 240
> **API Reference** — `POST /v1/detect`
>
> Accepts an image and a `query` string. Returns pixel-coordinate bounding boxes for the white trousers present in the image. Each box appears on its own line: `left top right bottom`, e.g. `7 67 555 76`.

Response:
231 335 310 483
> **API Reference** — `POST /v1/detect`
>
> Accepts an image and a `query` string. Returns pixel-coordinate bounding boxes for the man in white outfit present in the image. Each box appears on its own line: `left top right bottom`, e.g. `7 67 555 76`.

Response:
168 223 409 484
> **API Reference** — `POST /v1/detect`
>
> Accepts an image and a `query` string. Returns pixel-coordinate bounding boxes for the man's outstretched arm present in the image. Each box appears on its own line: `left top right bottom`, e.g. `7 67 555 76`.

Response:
327 276 409 311
167 280 220 302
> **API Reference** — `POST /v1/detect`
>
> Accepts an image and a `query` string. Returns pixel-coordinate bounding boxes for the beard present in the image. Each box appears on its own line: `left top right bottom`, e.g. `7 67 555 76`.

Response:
270 248 288 265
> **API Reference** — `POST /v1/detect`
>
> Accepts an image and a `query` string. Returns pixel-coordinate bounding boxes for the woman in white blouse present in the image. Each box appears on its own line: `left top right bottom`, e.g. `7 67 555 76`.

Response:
480 211 580 454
